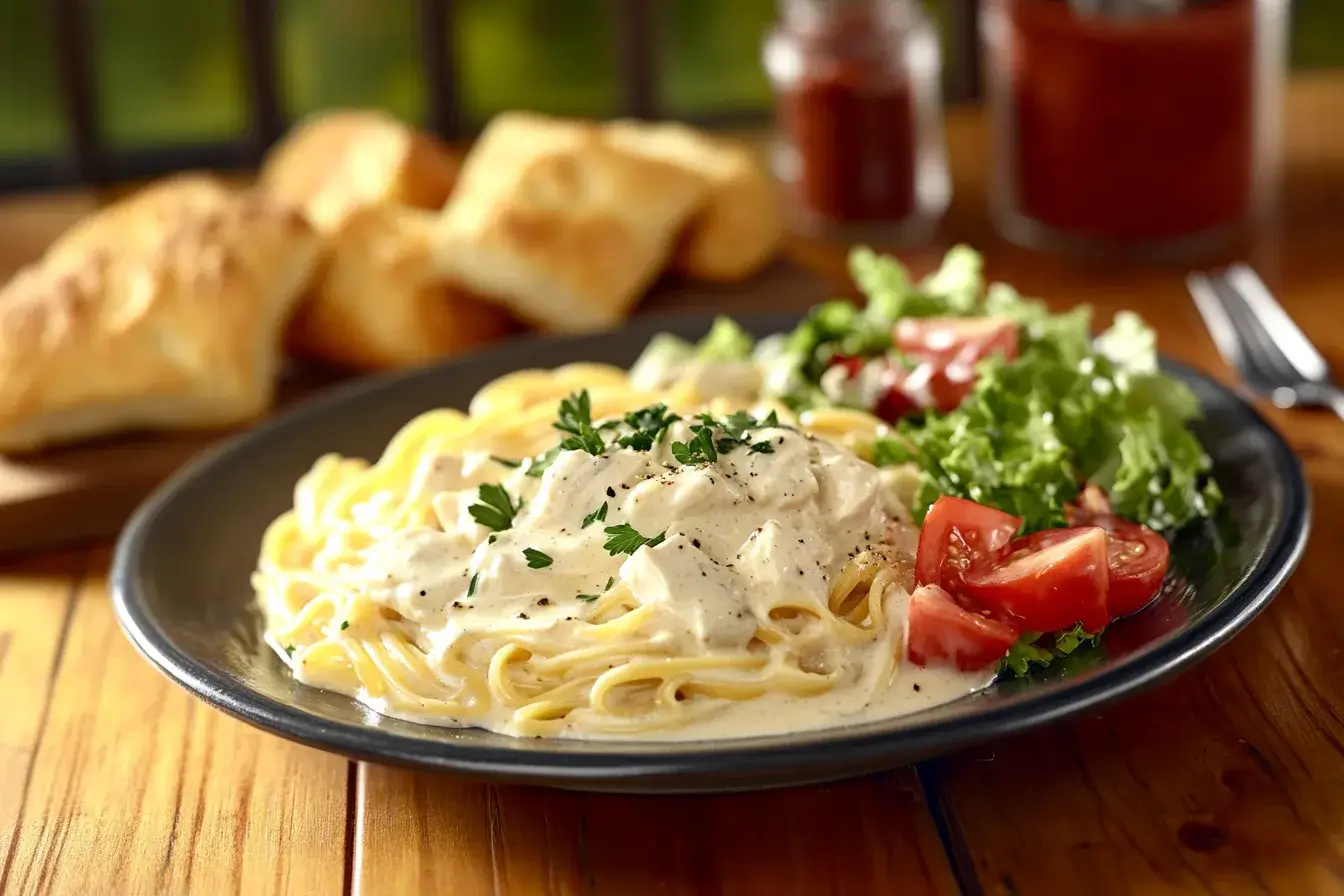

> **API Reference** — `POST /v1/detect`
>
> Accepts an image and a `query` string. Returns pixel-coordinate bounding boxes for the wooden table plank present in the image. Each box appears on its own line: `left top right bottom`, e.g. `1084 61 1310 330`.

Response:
1 553 351 896
0 550 85 879
356 765 960 896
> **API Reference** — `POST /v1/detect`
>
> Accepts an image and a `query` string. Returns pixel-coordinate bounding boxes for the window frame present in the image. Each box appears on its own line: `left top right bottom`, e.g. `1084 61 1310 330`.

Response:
4 0 982 191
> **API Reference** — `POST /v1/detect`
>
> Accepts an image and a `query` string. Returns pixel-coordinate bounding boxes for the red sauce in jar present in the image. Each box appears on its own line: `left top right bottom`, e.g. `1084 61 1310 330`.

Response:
991 0 1256 244
765 1 925 227
777 62 917 223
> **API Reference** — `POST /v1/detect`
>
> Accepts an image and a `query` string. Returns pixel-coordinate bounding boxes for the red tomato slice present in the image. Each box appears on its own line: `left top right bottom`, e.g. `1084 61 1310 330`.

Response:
1079 516 1170 619
907 584 1021 672
892 317 1019 413
915 496 1022 593
894 317 1020 366
962 526 1110 633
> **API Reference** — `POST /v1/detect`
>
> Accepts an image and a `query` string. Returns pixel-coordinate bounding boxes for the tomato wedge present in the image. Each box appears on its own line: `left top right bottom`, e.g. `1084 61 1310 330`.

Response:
906 584 1020 672
894 317 1020 367
961 526 1110 633
915 496 1022 593
1065 491 1171 619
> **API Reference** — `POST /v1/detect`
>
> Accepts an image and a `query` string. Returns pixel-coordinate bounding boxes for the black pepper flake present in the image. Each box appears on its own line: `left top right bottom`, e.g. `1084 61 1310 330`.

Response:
678 544 685 550
538 597 550 606
518 612 529 620
419 589 426 596
798 539 805 544
606 486 616 497
798 569 804 576
621 484 630 490
701 571 708 577
451 601 463 609
692 538 701 548
913 683 922 692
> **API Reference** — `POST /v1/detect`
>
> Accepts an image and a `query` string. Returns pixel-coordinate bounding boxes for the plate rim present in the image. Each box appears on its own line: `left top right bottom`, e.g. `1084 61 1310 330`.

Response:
110 311 1313 788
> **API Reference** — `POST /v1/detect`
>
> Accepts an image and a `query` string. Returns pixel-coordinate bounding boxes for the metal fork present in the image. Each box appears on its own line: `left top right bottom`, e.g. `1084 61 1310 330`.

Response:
1187 264 1344 421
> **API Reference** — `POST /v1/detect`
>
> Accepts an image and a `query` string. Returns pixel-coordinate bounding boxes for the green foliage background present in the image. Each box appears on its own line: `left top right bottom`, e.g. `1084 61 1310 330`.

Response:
0 0 1337 157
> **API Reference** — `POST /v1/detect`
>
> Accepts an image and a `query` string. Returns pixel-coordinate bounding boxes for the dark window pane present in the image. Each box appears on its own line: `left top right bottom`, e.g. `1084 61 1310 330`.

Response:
1294 0 1344 67
94 0 247 146
658 0 775 115
456 0 618 123
279 0 424 122
0 0 66 156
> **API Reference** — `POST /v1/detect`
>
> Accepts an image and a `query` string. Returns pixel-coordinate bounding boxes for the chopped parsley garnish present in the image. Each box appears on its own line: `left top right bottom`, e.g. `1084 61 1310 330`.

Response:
467 572 480 597
671 424 718 465
603 523 667 555
671 410 781 465
525 445 561 479
468 483 519 531
284 645 296 656
490 455 522 468
339 620 349 631
523 548 554 569
581 502 608 528
616 403 680 451
578 575 617 602
554 391 605 455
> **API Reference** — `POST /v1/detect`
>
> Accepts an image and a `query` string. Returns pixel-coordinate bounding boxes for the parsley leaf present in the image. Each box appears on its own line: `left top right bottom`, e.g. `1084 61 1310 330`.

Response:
554 391 605 455
468 483 519 531
671 425 718 465
525 445 561 479
339 620 349 631
616 403 680 451
467 572 480 597
284 644 296 656
576 592 600 603
490 455 522 468
522 548 553 569
603 523 667 555
581 502 608 528
749 441 774 454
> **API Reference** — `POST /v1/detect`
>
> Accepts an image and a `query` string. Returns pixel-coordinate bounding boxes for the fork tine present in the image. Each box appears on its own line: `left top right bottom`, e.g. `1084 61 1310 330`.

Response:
1225 264 1329 382
1186 272 1248 373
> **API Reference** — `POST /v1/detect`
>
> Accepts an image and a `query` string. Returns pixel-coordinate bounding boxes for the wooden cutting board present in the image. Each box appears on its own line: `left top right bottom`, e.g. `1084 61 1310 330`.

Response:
0 260 837 554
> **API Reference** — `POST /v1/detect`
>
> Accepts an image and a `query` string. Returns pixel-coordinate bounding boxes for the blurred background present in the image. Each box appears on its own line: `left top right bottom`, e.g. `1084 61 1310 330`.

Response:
1 0 1339 190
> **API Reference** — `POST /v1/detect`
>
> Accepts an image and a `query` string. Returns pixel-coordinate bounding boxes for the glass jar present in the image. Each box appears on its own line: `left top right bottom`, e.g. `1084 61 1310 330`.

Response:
984 0 1288 257
762 0 950 243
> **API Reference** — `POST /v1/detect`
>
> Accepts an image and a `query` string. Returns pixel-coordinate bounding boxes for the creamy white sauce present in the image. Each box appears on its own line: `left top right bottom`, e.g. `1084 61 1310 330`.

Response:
296 420 991 740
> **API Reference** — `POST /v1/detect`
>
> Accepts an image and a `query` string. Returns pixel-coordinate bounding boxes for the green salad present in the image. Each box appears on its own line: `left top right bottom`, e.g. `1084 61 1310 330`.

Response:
635 245 1220 535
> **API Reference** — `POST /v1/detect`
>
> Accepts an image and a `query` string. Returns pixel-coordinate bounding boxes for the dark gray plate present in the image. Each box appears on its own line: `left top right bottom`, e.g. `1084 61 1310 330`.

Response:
111 313 1311 794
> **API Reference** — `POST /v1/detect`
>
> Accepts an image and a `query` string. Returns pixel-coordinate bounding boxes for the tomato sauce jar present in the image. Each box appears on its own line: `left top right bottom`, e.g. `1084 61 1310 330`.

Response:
762 0 950 242
983 0 1288 257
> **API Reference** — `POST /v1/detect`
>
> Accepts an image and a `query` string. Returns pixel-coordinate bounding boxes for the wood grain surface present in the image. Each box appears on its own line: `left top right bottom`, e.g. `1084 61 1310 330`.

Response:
1 74 1343 895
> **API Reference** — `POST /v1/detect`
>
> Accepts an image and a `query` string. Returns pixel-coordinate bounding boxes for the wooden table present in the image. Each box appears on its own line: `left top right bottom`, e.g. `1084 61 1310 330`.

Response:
2 75 1343 896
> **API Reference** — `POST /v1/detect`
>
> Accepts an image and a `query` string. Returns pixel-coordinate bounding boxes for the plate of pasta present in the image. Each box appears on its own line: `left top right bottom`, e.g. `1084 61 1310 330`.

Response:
112 247 1309 793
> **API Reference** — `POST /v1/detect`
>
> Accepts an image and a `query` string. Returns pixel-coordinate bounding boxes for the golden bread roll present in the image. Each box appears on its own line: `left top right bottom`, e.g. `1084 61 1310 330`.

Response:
47 173 236 261
0 187 322 453
433 112 710 333
287 205 515 371
259 109 460 232
604 120 783 282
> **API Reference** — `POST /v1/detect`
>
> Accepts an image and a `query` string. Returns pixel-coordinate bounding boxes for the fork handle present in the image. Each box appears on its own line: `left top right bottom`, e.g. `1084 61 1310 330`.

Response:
1323 384 1344 423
